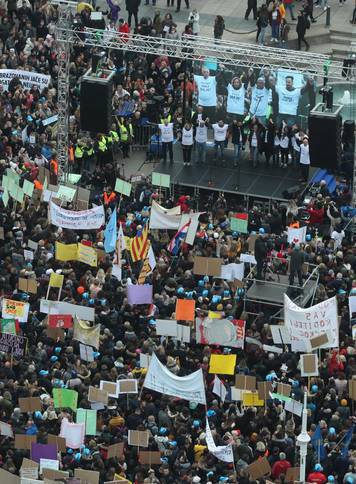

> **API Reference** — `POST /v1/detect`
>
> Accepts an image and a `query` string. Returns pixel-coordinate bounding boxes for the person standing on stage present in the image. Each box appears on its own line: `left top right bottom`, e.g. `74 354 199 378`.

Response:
212 119 229 164
249 77 271 126
195 118 209 164
299 135 310 182
181 121 194 166
194 67 217 122
159 118 174 163
254 228 268 280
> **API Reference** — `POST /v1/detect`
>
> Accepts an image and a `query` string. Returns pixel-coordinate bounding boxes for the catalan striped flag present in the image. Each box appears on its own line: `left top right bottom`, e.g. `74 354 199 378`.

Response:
138 242 152 284
130 224 149 262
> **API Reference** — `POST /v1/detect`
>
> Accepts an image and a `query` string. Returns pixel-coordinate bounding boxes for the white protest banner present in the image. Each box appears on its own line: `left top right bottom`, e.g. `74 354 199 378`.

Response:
156 319 178 337
39 459 59 475
219 263 244 281
49 201 105 230
149 201 181 230
205 419 234 463
262 344 283 354
287 226 307 244
143 353 206 405
59 418 85 449
349 295 356 319
0 69 50 91
40 299 95 322
284 294 338 351
196 317 245 349
0 421 13 437
285 399 303 417
213 376 227 403
240 253 257 265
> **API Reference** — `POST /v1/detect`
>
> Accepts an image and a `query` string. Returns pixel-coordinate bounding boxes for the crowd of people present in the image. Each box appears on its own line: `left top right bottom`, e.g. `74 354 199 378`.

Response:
0 0 355 483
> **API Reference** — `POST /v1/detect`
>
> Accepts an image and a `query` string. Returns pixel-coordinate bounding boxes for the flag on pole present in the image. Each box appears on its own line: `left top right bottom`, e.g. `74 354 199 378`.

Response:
148 244 156 271
118 223 126 251
341 425 354 459
311 424 327 461
167 220 191 255
130 224 149 262
138 242 151 285
212 376 227 403
103 209 117 253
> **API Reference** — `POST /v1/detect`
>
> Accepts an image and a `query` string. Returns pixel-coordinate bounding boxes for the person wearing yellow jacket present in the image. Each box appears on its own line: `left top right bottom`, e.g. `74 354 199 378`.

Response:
96 134 108 166
117 117 133 159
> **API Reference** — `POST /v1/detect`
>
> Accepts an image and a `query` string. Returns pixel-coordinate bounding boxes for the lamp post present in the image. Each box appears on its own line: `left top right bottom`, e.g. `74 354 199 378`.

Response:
297 391 311 483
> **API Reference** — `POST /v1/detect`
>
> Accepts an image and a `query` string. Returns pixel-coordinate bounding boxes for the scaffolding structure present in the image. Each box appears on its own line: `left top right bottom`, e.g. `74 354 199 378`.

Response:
53 1 346 180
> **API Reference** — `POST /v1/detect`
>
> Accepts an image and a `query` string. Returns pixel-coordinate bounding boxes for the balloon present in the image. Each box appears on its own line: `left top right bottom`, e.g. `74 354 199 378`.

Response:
328 427 336 434
311 384 318 393
77 286 85 295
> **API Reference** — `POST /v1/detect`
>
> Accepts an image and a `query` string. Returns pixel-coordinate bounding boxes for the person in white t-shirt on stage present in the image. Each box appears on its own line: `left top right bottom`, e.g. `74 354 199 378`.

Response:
299 135 310 181
195 118 209 164
158 118 174 163
212 120 229 164
194 67 217 121
180 122 194 166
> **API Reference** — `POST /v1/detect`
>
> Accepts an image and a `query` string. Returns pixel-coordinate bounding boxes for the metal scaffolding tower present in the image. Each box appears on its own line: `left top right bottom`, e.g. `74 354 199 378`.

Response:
53 1 345 180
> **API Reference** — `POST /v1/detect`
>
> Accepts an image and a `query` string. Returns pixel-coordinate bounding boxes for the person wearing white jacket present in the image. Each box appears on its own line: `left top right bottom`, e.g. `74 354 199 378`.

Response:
188 9 200 35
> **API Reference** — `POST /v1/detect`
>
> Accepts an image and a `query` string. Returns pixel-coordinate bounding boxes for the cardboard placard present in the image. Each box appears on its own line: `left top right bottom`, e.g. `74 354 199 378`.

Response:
128 430 149 448
46 327 65 342
99 381 118 398
193 256 222 277
20 458 39 480
18 277 37 294
88 386 109 405
19 397 42 413
138 451 162 465
248 234 258 253
349 379 356 400
74 468 100 484
277 382 291 397
42 468 69 480
286 467 300 482
301 353 319 377
47 434 67 453
235 374 256 391
257 381 273 401
0 468 20 484
0 227 4 240
15 434 36 450
107 442 124 459
117 379 138 394
309 333 329 350
246 456 271 480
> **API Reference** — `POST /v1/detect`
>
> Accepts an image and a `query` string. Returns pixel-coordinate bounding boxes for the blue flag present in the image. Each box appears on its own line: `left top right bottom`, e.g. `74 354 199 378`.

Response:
104 209 117 253
311 425 327 461
341 426 354 459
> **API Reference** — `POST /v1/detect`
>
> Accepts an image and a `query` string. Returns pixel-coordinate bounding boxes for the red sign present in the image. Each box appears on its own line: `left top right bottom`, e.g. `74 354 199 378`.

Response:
48 314 73 329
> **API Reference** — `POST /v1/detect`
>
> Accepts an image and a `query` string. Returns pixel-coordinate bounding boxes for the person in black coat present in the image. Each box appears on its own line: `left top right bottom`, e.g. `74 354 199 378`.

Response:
254 229 268 280
125 0 140 28
263 118 275 166
296 10 310 51
289 244 305 286
245 0 258 20
229 119 247 167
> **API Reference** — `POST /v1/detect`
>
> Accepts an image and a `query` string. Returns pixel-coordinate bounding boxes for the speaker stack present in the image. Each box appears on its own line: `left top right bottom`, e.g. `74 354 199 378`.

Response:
80 69 115 134
308 102 343 170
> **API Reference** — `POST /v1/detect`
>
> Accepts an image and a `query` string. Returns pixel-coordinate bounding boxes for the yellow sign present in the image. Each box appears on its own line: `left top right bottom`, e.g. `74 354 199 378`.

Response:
209 354 236 375
208 311 222 319
78 244 97 267
55 242 78 261
49 273 64 288
242 391 264 407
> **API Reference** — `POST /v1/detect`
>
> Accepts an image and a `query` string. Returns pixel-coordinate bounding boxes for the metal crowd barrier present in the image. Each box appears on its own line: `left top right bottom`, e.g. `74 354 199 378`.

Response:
132 125 153 151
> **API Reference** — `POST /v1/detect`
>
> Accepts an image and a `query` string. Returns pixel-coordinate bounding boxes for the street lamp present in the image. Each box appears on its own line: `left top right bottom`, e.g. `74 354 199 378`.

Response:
297 391 311 483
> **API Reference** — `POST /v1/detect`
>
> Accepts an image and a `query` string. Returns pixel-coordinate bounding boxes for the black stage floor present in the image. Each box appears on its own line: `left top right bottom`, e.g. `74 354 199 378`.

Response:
150 146 313 200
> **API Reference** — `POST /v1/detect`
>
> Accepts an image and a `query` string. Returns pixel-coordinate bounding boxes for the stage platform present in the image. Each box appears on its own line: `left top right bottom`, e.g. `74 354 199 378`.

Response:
150 145 313 201
246 274 318 308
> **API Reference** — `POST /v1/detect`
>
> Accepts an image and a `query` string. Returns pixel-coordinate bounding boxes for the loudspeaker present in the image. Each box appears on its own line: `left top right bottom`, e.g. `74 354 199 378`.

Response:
343 120 355 149
308 114 342 170
80 77 112 134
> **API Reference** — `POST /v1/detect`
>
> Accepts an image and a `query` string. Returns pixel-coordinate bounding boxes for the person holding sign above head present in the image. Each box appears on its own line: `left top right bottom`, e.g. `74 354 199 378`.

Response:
194 67 217 122
158 117 174 164
249 77 271 127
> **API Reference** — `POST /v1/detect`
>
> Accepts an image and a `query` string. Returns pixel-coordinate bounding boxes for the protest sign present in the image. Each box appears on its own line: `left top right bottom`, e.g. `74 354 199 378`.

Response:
242 391 264 407
0 421 13 437
284 294 338 350
47 434 66 453
0 468 21 484
40 299 95 322
114 178 132 196
117 379 138 394
0 69 50 91
74 469 100 484
15 434 36 450
55 242 78 261
209 354 236 375
143 353 206 405
42 469 69 480
77 243 97 267
128 430 149 448
53 388 78 411
349 379 356 400
300 353 319 376
88 386 109 405
240 253 257 264
46 327 65 342
60 418 85 449
18 278 37 295
177 324 190 343
138 451 162 465
287 226 307 244
235 375 256 391
106 443 124 459
0 333 26 357
48 314 72 329
196 317 245 348
127 284 153 305
193 256 222 277
309 333 330 350
49 273 64 288
19 397 42 413
151 172 170 188
277 382 291 397
212 376 227 403
156 319 178 337
286 467 300 482
270 325 291 345
2 298 29 322
56 185 76 203
139 353 151 368
230 213 248 233
176 299 195 321
246 457 271 480
20 459 38 480
49 201 105 230
285 399 303 417
79 343 94 362
262 344 283 354
73 317 100 349
76 408 97 435
1 318 17 335
257 381 273 401
31 443 57 463
39 458 59 474
99 381 119 398
23 180 34 197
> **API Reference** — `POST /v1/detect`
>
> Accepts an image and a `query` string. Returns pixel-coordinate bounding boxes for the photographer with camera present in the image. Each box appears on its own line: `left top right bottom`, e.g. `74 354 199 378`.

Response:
188 8 200 35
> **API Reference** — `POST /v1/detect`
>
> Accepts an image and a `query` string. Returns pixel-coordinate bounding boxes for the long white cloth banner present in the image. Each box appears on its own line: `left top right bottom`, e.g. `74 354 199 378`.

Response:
0 69 50 91
143 353 206 405
284 294 338 350
149 201 181 230
205 419 234 463
49 201 105 230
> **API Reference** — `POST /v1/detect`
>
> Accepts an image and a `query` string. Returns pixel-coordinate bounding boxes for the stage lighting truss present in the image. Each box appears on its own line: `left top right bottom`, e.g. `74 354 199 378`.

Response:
52 0 345 179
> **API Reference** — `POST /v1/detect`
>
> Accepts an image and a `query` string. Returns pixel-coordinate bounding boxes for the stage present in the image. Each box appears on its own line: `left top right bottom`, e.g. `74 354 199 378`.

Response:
147 145 312 201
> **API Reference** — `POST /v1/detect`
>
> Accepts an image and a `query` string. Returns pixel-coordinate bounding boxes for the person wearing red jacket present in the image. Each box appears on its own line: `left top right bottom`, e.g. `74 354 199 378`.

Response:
118 17 130 42
271 452 291 479
177 195 191 214
328 350 344 376
307 464 327 484
308 201 324 225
